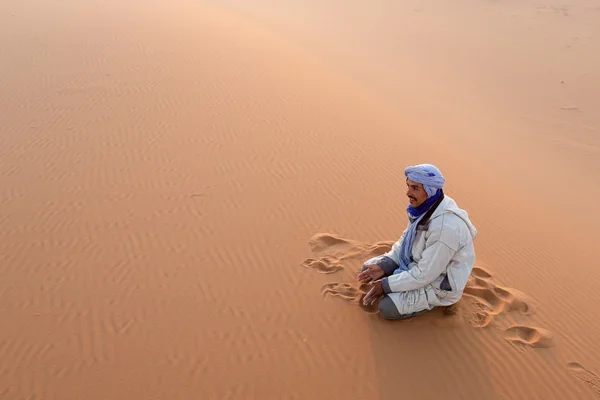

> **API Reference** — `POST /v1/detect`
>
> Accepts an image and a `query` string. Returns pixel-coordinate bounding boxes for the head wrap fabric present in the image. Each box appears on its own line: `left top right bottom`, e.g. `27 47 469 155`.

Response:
396 164 445 272
404 164 445 198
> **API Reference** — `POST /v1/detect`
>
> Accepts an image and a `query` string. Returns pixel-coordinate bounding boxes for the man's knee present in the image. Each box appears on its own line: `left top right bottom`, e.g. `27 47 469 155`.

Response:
378 296 401 320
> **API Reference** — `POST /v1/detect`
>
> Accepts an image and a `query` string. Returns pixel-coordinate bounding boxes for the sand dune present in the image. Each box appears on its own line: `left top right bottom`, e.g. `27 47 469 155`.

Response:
1 0 600 399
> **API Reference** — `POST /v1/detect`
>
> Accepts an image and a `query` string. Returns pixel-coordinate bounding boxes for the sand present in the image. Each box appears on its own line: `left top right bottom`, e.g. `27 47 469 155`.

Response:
1 0 600 398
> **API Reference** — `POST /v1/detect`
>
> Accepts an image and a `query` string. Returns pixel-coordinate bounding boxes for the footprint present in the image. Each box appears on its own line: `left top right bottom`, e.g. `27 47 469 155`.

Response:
493 287 534 315
503 325 554 350
471 266 492 279
322 283 379 314
567 362 600 395
365 241 394 256
463 286 506 315
302 257 344 274
335 242 392 262
321 283 361 301
309 233 352 253
471 311 494 328
308 233 392 262
470 276 493 289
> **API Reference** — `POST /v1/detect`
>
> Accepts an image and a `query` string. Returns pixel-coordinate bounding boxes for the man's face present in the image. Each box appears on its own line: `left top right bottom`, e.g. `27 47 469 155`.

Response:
406 178 428 208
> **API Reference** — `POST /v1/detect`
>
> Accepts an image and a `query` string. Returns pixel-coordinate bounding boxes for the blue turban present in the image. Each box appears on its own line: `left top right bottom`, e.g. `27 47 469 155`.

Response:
404 164 445 198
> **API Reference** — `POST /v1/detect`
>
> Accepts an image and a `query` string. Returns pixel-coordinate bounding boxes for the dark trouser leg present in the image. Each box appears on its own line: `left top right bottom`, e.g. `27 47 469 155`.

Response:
362 260 432 320
377 296 432 321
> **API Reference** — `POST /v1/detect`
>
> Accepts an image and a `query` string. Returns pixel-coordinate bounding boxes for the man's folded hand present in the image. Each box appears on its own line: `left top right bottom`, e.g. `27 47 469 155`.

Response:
357 264 384 283
363 280 384 306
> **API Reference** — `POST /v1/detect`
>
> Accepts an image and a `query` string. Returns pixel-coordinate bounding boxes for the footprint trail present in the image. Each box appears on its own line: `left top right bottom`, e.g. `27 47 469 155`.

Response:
462 266 535 327
303 233 553 340
302 233 393 275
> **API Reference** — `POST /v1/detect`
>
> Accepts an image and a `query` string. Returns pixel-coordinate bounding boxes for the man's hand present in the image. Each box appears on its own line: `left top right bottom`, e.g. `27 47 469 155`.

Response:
363 280 384 306
358 264 384 283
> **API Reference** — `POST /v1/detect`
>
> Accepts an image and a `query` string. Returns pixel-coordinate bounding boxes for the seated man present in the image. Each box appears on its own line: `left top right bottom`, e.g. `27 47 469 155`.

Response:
359 164 477 320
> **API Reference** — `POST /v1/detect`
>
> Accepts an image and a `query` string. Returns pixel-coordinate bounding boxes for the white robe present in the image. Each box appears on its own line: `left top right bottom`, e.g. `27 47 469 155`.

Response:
364 196 478 314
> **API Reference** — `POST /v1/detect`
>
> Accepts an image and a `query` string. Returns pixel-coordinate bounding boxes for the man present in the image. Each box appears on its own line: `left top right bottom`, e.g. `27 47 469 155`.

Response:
358 164 477 320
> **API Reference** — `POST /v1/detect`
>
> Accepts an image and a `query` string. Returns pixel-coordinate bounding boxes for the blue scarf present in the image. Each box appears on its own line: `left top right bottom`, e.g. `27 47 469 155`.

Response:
396 189 444 273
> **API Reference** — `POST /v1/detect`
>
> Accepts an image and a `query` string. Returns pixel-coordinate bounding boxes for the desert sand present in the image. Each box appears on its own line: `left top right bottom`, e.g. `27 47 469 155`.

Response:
1 0 600 399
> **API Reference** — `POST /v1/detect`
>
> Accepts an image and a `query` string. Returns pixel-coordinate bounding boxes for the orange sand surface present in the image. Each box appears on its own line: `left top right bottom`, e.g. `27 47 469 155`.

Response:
1 0 600 399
